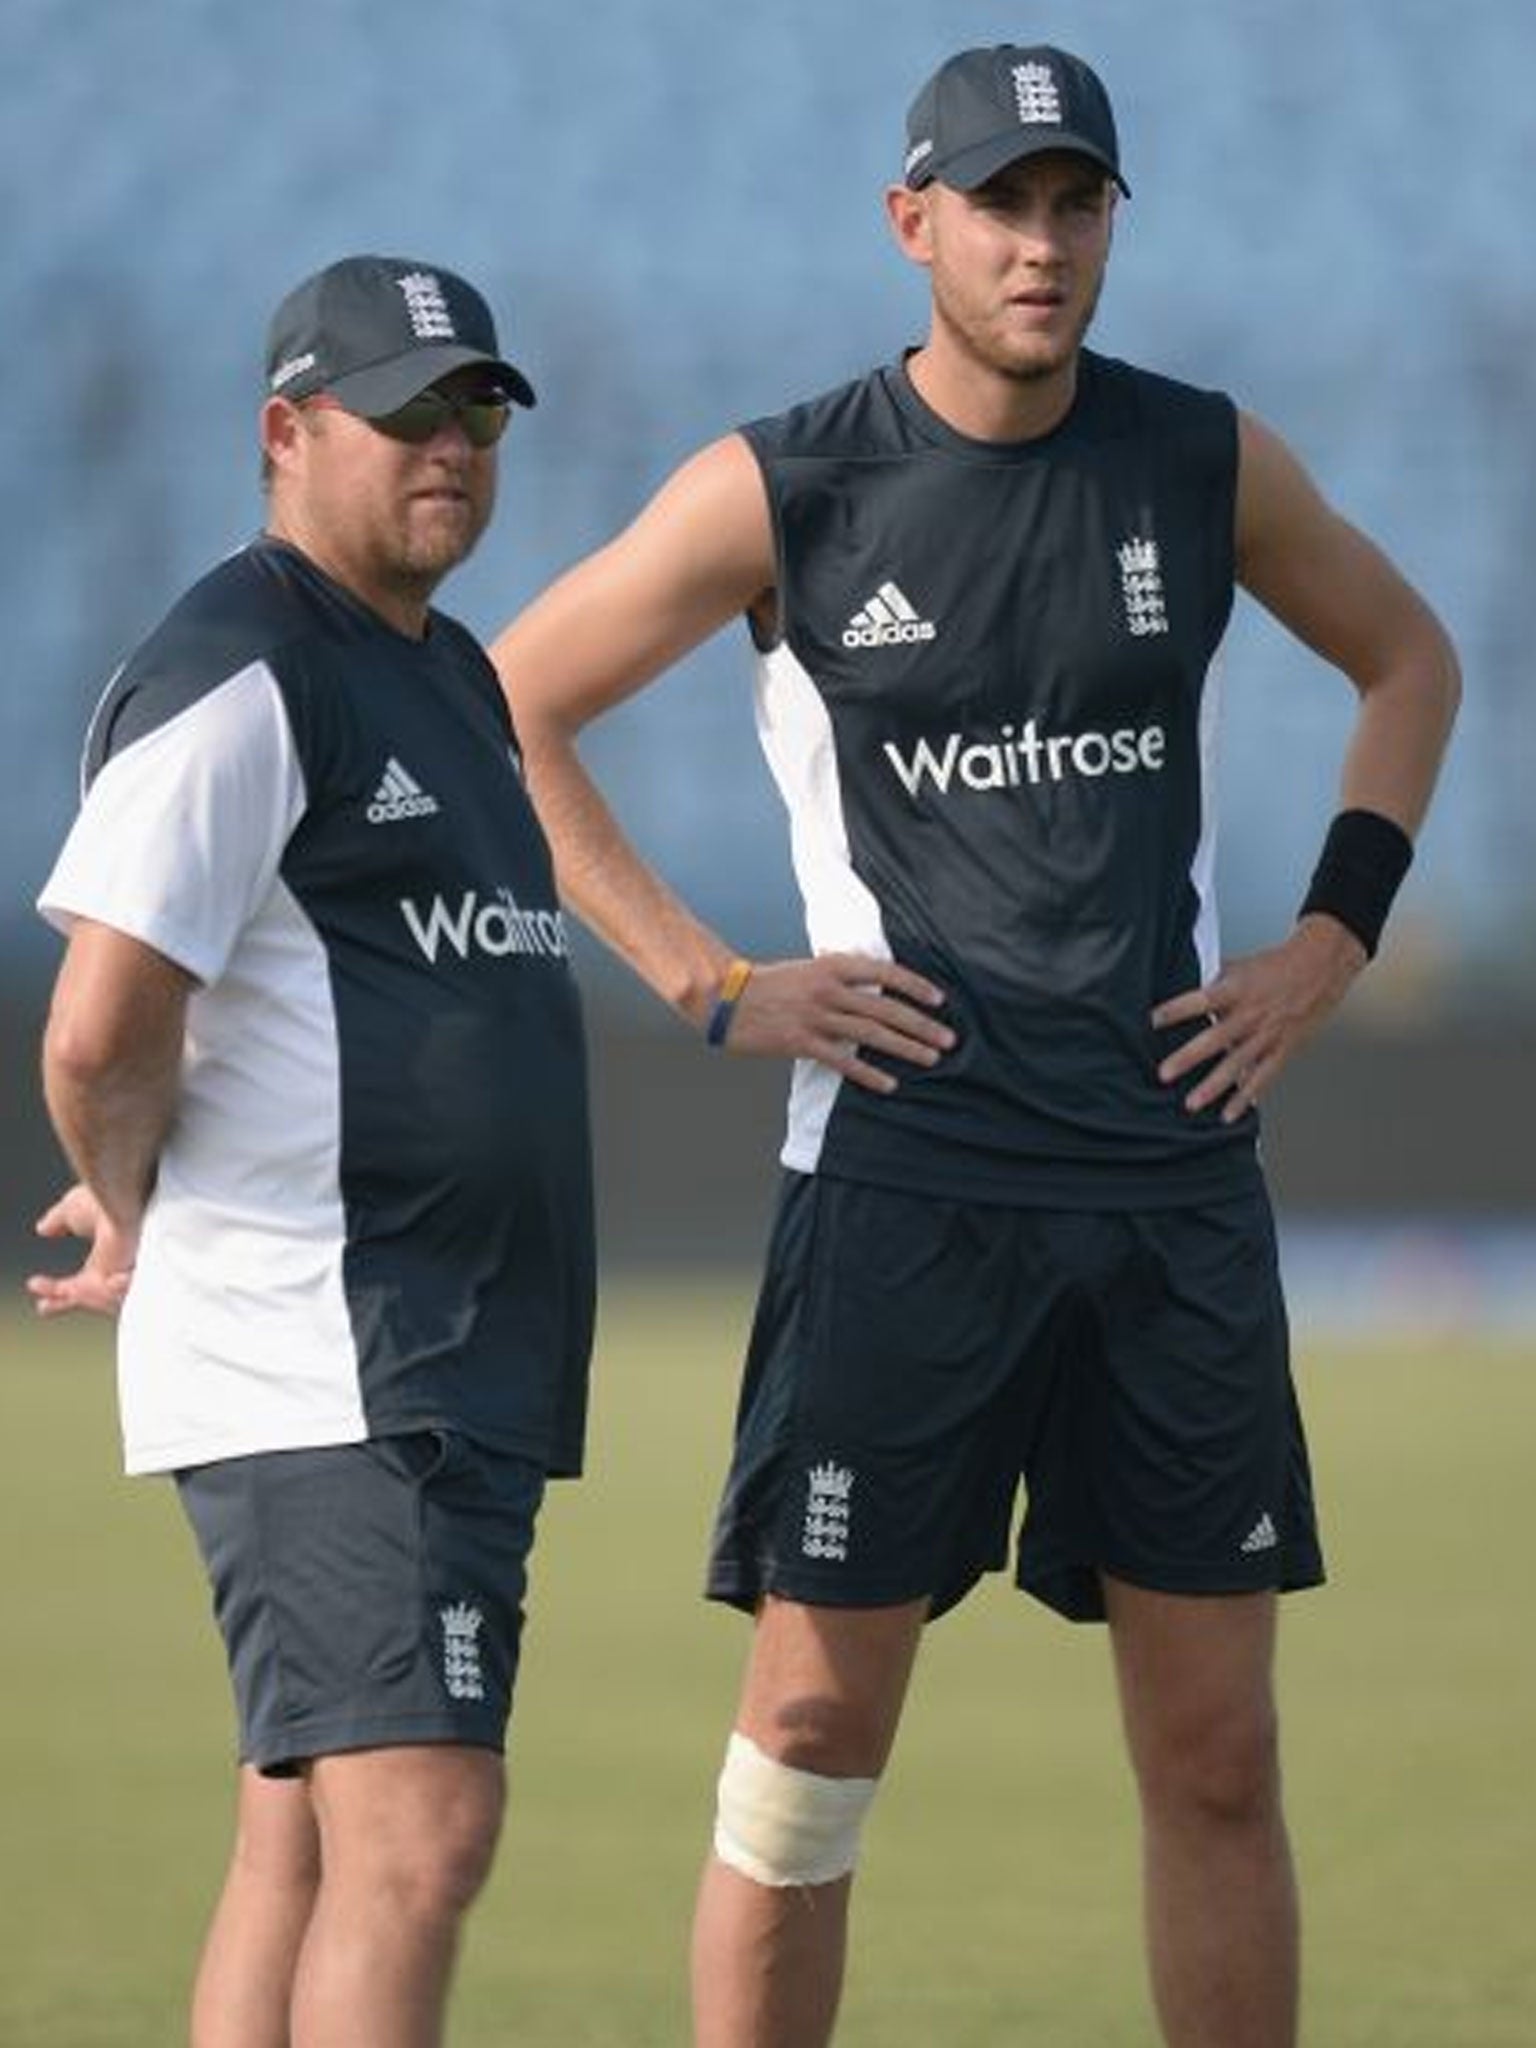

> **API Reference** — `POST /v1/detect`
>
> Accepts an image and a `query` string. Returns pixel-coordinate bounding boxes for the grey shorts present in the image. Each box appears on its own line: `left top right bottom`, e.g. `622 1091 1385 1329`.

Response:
177 1430 546 1774
707 1174 1323 1624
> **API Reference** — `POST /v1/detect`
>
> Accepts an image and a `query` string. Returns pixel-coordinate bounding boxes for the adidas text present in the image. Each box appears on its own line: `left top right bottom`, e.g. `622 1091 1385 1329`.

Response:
844 618 937 649
369 791 439 822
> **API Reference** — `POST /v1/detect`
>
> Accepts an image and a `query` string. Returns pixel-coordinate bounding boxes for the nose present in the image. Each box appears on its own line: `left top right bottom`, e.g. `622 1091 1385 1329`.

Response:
1010 206 1067 261
421 417 480 459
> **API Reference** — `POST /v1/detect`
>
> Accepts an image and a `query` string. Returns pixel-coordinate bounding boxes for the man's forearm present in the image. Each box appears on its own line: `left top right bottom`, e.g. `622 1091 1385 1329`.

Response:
42 922 193 1233
44 1046 179 1234
1337 635 1460 837
523 731 733 1026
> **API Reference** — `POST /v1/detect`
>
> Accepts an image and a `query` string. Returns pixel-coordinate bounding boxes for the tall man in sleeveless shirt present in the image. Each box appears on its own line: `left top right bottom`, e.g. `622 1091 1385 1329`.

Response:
493 46 1458 2048
32 256 594 2048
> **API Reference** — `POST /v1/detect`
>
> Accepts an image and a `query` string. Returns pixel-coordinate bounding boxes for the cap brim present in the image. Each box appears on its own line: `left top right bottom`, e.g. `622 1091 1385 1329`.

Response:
921 130 1129 198
325 343 537 414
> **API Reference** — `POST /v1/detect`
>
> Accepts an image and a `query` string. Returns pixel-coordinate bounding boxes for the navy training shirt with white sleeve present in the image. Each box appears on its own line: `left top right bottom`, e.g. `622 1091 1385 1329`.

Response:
40 538 594 1477
742 350 1262 1208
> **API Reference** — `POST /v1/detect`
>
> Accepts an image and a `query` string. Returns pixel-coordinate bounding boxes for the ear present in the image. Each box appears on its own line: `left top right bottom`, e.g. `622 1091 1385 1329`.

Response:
260 395 306 475
884 182 934 268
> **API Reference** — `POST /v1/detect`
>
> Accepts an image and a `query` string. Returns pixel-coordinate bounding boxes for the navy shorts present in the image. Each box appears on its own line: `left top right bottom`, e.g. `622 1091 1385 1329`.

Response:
178 1430 546 1773
707 1174 1323 1623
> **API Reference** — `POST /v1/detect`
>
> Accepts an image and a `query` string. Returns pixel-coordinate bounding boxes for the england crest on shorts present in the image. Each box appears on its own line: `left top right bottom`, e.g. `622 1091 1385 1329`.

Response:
802 1461 853 1562
439 1599 487 1700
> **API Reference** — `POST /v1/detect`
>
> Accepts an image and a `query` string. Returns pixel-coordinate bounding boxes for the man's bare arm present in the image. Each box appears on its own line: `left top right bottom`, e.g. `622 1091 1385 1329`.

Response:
34 921 193 1308
492 435 954 1091
1233 410 1460 835
1154 411 1460 1120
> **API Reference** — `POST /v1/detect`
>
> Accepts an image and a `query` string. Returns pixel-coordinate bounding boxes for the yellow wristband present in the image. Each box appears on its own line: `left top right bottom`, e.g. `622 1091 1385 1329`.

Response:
705 958 754 1047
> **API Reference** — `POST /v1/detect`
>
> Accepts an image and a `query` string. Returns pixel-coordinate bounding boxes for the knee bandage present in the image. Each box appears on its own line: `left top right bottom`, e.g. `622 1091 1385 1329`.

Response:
712 1730 879 1888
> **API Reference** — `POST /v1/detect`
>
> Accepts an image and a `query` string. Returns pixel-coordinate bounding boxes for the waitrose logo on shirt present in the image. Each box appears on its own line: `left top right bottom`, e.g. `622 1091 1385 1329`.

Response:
882 717 1166 798
399 887 570 964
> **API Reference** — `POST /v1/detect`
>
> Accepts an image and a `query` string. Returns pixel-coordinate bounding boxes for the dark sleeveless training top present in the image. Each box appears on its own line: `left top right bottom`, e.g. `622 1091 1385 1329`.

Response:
741 349 1262 1208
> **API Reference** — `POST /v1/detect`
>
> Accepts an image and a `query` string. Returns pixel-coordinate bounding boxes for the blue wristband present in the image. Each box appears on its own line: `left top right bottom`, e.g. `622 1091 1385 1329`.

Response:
705 958 754 1047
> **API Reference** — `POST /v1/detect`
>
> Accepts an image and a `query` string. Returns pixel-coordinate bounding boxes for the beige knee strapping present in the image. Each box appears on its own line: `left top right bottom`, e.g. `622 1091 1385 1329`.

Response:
712 1730 879 1888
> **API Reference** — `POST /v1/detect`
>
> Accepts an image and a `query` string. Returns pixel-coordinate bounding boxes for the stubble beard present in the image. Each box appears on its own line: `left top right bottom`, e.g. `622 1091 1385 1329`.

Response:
389 495 490 595
942 271 1105 387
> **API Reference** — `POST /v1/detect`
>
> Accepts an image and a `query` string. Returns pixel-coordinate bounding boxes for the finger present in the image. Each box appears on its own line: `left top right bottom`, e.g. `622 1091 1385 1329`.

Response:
28 1275 83 1316
1150 985 1221 1031
1219 1050 1281 1124
47 1279 125 1318
34 1204 72 1238
1156 1022 1229 1086
1215 1079 1258 1123
813 1039 900 1095
833 1060 899 1096
28 1264 129 1310
818 1020 938 1069
835 996 956 1057
1180 1066 1237 1115
839 1026 943 1069
829 955 948 1009
1182 1046 1262 1116
796 983 952 1051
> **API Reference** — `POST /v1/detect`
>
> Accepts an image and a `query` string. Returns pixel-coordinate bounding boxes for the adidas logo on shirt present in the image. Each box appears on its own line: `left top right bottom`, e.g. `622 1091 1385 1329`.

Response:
842 581 937 649
366 757 441 824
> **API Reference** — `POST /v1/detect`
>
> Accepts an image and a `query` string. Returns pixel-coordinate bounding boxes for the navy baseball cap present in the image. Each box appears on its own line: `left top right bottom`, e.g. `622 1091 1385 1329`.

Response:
265 255 536 414
903 45 1129 197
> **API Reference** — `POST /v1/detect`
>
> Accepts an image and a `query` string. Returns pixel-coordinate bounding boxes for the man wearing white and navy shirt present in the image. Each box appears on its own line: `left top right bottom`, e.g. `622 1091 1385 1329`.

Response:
33 254 593 2048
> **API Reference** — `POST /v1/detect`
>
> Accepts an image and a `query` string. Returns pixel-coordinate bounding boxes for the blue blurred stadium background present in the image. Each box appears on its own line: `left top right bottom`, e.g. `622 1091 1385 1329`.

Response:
3 0 1532 1321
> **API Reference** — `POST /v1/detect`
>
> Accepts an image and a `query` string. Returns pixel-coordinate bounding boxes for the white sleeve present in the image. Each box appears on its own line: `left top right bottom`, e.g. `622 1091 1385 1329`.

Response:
37 660 308 984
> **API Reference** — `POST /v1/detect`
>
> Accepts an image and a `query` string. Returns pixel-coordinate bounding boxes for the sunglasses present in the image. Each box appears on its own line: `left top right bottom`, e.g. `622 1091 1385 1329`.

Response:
307 387 512 449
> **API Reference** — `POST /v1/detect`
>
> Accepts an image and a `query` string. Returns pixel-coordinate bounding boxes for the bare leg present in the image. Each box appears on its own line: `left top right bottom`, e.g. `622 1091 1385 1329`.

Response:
191 1767 321 2048
1106 1580 1298 2048
691 1596 926 2048
290 1745 504 2048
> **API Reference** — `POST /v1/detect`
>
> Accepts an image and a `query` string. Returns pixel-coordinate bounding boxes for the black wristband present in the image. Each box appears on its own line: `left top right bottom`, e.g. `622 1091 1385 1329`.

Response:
1298 808 1413 959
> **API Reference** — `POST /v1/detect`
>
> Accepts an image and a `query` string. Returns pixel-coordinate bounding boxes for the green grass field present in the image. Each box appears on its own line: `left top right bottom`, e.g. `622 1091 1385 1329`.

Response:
2 1283 1533 2045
